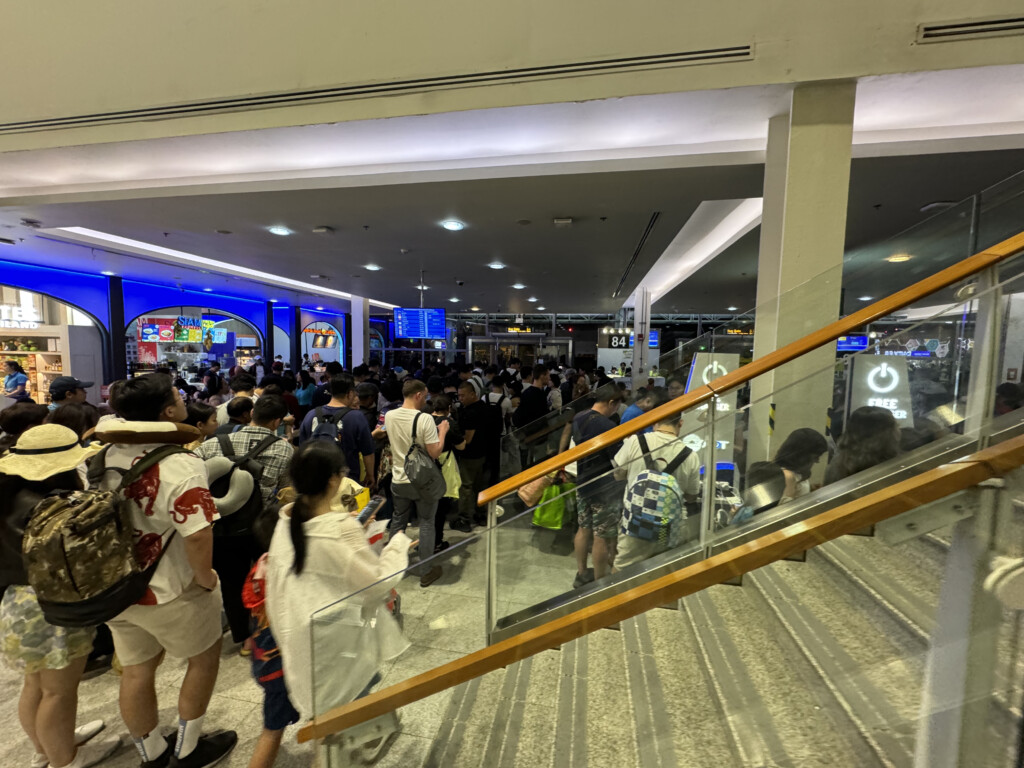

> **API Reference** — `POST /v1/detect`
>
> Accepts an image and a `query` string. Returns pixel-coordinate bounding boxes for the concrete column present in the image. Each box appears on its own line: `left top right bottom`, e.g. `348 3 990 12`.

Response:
105 276 127 382
747 81 856 470
1002 294 1024 383
290 305 302 371
264 301 275 363
350 295 370 368
631 286 651 391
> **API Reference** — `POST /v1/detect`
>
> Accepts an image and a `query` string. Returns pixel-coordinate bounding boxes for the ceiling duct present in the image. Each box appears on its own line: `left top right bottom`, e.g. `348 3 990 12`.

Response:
0 46 753 135
917 16 1024 43
611 212 661 299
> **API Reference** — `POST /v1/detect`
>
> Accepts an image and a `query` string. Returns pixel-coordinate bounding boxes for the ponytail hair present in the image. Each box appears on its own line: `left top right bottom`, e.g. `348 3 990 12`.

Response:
287 442 346 575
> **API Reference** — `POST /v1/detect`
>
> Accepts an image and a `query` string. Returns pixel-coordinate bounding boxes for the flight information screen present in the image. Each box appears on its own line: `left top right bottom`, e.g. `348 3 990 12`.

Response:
394 308 447 339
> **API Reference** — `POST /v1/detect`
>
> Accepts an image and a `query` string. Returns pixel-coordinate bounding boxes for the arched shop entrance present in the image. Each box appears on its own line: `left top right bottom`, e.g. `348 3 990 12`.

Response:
127 307 264 382
0 286 106 406
302 322 343 365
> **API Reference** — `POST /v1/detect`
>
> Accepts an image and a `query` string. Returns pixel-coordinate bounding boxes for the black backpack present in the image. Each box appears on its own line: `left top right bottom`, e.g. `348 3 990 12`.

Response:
486 393 509 434
209 434 279 538
311 406 349 450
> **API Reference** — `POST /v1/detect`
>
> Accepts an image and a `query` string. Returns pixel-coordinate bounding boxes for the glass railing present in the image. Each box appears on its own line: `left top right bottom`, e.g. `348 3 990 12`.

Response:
303 238 1024 746
506 168 1024 476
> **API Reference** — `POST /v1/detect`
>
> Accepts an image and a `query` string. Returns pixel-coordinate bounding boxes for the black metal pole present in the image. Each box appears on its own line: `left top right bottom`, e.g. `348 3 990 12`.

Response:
290 305 302 371
106 276 127 383
264 301 275 364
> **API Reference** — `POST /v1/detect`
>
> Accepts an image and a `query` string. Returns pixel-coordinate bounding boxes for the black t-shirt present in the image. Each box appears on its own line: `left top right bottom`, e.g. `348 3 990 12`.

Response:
457 400 491 459
574 409 623 499
433 414 465 453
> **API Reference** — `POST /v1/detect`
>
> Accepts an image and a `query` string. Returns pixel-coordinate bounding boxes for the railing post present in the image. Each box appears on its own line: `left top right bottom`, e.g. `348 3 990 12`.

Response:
486 499 498 644
913 479 1005 768
698 396 719 554
963 266 1003 437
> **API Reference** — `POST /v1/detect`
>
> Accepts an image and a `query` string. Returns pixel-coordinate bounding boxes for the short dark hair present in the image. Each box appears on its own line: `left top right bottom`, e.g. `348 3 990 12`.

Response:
402 379 427 398
531 365 548 381
431 394 453 413
208 361 221 369
111 374 177 422
427 376 444 395
353 364 370 378
328 374 356 399
230 374 257 393
226 396 255 420
253 395 289 425
184 401 217 429
0 402 49 439
324 361 344 377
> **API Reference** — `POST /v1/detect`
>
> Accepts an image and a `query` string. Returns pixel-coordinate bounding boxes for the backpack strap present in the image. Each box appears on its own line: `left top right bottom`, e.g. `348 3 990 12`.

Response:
85 445 111 488
664 446 692 476
218 434 236 458
119 445 189 492
637 433 658 473
243 435 280 463
411 411 421 441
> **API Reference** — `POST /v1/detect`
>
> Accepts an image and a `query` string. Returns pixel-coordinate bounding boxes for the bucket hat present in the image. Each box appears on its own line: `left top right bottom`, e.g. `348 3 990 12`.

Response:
0 423 102 481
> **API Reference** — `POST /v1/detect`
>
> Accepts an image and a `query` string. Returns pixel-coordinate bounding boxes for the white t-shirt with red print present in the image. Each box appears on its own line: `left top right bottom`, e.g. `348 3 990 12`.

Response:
99 443 217 606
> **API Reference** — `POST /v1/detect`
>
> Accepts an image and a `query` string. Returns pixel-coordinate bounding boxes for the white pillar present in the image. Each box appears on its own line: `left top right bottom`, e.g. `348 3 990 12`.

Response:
748 81 856 471
1002 294 1024 383
631 286 651 391
350 295 370 368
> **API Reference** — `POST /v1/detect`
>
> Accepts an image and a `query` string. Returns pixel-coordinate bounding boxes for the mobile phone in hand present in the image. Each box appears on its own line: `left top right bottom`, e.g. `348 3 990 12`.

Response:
357 495 387 524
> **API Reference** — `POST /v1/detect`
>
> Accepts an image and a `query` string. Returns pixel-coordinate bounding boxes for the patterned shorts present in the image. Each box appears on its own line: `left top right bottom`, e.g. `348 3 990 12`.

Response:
576 496 621 539
0 585 95 674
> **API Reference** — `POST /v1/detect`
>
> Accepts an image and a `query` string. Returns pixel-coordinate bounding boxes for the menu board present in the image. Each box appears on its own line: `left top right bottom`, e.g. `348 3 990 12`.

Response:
174 316 203 343
140 322 174 343
394 308 446 339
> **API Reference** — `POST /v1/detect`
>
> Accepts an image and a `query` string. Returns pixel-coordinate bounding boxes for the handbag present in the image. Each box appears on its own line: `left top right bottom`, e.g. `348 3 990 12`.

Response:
532 482 575 530
517 472 554 507
440 451 461 499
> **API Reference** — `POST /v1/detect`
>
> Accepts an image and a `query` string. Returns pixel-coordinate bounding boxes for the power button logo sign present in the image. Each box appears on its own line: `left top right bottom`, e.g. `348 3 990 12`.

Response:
702 361 729 385
867 363 899 394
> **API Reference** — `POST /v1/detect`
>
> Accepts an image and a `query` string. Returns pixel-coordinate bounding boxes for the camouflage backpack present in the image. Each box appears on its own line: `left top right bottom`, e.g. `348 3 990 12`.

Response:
24 444 188 628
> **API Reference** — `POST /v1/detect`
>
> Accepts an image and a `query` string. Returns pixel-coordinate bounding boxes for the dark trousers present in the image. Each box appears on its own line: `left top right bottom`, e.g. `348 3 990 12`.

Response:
212 535 258 644
456 456 488 525
435 497 455 546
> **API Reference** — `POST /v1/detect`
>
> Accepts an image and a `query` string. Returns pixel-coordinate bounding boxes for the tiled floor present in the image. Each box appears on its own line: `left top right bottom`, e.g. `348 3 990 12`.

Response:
0 518 582 768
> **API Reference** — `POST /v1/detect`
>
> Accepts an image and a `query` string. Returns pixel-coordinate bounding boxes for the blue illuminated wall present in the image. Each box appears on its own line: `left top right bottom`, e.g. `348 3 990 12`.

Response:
0 259 111 328
123 282 268 340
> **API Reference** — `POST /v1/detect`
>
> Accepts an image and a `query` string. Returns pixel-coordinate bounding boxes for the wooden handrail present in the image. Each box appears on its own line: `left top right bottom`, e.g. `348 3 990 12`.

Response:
478 230 1024 507
298 433 1024 742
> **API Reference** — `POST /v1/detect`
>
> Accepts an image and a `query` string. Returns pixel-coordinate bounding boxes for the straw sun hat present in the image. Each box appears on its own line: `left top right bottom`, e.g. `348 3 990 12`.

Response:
0 423 102 481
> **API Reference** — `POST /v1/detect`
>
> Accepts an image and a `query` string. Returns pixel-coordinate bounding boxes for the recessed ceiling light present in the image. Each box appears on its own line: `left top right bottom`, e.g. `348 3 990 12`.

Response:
316 305 324 310
471 306 480 311
203 287 213 292
537 306 546 311
488 262 505 270
100 270 117 276
441 220 465 231
268 226 292 236
512 283 526 290
527 297 538 302
416 284 429 290
859 296 873 301
449 297 460 303
310 273 327 279
364 264 382 271
886 253 913 263
727 306 738 311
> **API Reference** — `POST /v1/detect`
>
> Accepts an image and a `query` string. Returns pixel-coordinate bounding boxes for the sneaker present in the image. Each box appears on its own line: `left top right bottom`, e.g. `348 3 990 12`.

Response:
433 540 450 554
29 722 110 768
419 566 443 588
167 732 237 768
450 519 472 533
572 568 595 589
140 734 178 768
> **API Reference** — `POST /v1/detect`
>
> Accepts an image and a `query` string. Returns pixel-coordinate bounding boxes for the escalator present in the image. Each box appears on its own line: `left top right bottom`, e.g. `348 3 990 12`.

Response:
299 227 1024 768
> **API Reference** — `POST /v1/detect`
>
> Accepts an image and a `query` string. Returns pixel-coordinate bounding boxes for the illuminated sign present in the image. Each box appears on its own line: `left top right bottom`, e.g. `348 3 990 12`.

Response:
725 328 754 336
836 335 870 352
849 355 913 427
174 316 203 343
683 352 741 469
303 327 337 335
506 326 533 334
0 304 40 330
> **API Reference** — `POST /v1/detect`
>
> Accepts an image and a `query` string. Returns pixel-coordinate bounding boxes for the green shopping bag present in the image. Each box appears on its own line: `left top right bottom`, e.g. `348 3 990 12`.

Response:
532 483 575 530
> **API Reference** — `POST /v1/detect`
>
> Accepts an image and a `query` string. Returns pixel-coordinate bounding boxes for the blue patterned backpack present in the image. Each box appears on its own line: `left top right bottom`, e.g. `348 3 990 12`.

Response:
621 435 691 547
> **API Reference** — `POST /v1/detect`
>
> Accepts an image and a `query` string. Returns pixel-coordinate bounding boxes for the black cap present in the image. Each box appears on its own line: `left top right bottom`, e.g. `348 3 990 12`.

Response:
49 376 95 397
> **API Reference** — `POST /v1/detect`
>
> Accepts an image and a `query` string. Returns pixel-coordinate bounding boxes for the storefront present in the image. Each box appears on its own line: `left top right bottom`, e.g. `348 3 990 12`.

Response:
301 321 343 365
0 286 105 405
127 307 264 381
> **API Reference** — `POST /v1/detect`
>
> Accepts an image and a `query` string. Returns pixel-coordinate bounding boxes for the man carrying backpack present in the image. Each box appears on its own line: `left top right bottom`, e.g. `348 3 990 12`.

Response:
195 396 293 650
298 373 376 492
98 374 237 768
612 393 700 570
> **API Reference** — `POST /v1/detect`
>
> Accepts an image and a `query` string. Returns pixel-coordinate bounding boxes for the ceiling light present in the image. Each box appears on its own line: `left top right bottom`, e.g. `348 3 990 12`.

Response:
268 226 292 236
203 287 213 292
537 306 546 311
441 220 465 231
488 262 505 270
416 284 429 290
449 297 460 303
886 253 913 263
527 297 538 302
859 296 873 301
100 270 117 276
269 298 278 303
316 306 324 311
512 283 526 290
364 264 382 271
727 306 738 311
471 306 480 311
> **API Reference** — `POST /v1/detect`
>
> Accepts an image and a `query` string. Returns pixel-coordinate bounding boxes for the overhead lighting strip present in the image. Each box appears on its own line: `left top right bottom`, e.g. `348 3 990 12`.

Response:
42 227 398 309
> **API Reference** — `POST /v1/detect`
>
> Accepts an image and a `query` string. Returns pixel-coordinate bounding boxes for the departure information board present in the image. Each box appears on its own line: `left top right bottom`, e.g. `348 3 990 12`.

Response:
394 308 446 339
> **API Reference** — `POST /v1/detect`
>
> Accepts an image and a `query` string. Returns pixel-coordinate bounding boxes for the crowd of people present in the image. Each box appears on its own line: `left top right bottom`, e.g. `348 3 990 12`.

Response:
2 352 1022 768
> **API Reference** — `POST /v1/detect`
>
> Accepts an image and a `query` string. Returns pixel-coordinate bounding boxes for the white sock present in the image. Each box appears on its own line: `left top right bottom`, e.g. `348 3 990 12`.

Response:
175 714 205 759
133 729 167 762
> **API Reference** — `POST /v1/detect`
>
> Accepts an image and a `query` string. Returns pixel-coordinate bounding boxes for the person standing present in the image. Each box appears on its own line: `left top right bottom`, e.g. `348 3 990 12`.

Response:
385 379 448 586
298 374 376 492
4 360 32 402
452 381 493 531
572 384 626 587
